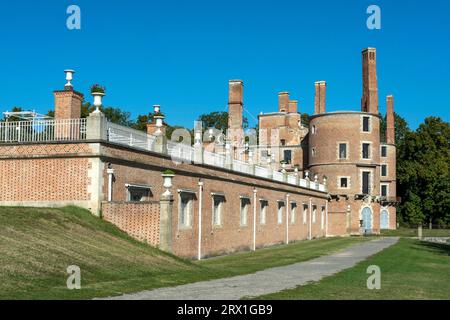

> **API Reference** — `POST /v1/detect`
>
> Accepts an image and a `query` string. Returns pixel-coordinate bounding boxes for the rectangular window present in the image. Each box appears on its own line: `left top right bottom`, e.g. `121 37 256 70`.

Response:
280 139 286 146
290 202 297 224
261 150 269 158
260 200 268 225
127 185 151 202
362 143 370 159
340 177 348 188
381 185 388 197
381 146 387 157
213 195 225 226
362 117 370 132
240 198 250 226
179 192 194 228
321 207 325 230
362 171 371 194
277 201 284 225
381 164 387 177
312 205 317 224
303 204 308 224
339 143 347 159
283 150 292 164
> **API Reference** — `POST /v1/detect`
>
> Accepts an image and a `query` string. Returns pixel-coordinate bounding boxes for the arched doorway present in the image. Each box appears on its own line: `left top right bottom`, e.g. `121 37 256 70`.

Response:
361 207 372 232
380 209 389 230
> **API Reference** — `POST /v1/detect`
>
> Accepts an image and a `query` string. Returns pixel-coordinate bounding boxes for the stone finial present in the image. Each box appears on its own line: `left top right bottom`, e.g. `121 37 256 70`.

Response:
64 69 75 89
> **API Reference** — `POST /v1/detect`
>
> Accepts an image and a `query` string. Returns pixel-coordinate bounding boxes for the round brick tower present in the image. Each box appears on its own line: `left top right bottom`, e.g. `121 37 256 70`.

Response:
306 48 393 235
308 112 382 234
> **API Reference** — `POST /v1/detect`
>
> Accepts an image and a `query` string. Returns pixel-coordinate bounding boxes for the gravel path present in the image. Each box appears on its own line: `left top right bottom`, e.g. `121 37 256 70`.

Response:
103 237 399 300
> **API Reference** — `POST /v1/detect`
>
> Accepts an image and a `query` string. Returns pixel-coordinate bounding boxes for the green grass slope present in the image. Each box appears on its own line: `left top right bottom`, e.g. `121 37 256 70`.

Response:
0 206 366 300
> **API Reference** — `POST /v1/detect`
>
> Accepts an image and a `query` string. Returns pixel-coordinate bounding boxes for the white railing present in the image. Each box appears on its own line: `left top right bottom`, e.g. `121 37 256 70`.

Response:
233 159 253 175
255 165 270 178
0 118 326 192
204 150 226 167
272 171 284 182
0 119 86 143
107 122 156 152
299 179 308 188
287 174 297 185
167 141 194 163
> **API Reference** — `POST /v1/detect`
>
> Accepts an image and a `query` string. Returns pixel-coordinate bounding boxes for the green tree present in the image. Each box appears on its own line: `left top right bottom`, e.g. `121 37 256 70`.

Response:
301 113 310 127
397 117 450 225
198 111 248 132
380 112 410 144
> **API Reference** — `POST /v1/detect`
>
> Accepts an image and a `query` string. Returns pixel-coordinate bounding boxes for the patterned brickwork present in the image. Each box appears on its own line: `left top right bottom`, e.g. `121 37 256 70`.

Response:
0 157 91 201
0 143 91 157
102 202 160 246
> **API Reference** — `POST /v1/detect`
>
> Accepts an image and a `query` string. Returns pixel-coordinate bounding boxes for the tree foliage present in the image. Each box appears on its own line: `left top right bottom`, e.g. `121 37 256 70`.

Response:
397 117 450 226
198 111 248 132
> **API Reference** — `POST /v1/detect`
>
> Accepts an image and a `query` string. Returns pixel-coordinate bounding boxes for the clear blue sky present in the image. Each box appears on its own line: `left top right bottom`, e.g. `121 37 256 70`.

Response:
0 0 449 129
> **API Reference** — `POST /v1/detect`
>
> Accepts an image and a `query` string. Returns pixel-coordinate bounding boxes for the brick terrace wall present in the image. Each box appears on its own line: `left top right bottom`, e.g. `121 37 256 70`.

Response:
100 142 333 258
102 201 160 246
0 143 97 210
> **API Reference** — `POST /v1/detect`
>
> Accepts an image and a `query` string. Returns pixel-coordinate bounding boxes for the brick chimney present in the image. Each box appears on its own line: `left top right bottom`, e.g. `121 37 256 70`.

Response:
314 81 326 114
386 95 395 144
278 92 289 113
228 80 243 130
361 48 379 114
54 70 83 119
288 100 298 113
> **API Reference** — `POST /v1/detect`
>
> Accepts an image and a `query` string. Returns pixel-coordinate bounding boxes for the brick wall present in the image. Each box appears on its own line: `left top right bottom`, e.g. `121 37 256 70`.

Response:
100 143 331 258
102 201 160 246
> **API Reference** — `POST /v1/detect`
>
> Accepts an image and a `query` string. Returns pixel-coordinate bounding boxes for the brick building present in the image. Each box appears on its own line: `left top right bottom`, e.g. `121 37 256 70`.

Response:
256 48 398 235
0 47 397 259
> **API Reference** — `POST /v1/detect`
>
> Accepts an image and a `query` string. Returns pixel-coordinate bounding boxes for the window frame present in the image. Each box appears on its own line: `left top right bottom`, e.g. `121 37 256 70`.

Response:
178 191 194 229
362 116 371 133
212 194 225 227
260 199 268 225
277 201 285 225
290 202 297 224
381 164 388 177
239 197 250 227
302 204 308 224
380 183 389 197
338 142 348 160
362 142 372 160
381 145 387 157
312 205 317 224
125 184 152 202
338 176 350 189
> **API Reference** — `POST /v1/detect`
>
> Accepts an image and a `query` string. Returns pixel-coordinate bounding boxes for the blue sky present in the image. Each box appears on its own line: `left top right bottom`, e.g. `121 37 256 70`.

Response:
0 0 448 129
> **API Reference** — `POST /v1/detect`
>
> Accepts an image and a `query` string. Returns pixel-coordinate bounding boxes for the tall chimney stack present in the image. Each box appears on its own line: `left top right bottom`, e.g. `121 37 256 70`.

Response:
288 100 298 113
54 69 83 119
386 95 395 144
278 92 289 113
361 48 378 114
228 80 243 130
314 81 326 114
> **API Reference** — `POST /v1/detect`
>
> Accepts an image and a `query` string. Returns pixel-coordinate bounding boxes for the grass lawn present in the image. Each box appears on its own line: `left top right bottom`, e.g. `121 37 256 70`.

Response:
0 206 366 300
381 227 450 237
256 238 450 300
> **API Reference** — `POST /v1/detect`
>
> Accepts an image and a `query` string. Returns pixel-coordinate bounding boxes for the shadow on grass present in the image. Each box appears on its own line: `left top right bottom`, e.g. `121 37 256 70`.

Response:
416 240 450 256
